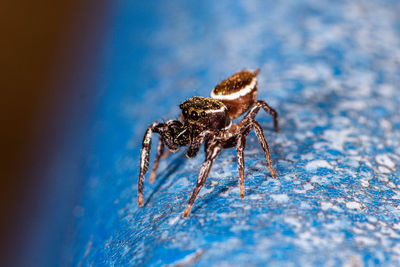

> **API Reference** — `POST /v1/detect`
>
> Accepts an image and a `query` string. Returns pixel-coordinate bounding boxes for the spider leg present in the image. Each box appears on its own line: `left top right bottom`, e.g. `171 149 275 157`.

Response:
236 135 246 198
234 119 277 198
244 100 279 132
183 139 222 218
235 123 253 198
161 150 170 159
138 122 165 206
138 119 187 206
251 120 277 179
149 138 165 183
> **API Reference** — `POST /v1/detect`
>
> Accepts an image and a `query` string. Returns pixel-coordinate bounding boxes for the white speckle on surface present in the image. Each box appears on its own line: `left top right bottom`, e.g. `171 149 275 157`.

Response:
381 225 400 238
284 216 302 229
271 194 289 203
375 154 396 169
392 192 400 200
305 160 333 171
298 230 312 240
168 215 180 225
323 129 352 151
217 212 236 219
248 194 263 200
390 206 400 217
300 202 311 209
378 175 389 183
303 183 314 191
294 189 306 194
336 198 345 203
294 182 314 194
160 231 168 239
229 187 240 196
393 223 400 230
353 227 365 234
343 254 363 267
378 165 392 174
321 201 333 211
362 223 376 231
354 236 378 246
339 100 367 110
198 186 214 197
360 177 370 187
310 175 328 185
120 242 131 257
380 119 392 130
392 244 400 263
325 220 342 230
346 201 362 210
287 64 319 82
209 180 219 187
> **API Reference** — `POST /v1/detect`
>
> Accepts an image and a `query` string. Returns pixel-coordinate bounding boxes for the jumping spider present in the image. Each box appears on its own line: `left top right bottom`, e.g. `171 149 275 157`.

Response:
138 69 279 217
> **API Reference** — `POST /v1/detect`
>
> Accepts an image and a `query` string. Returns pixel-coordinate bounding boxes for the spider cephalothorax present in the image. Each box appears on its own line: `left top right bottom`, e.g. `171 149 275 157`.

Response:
180 96 231 131
138 69 279 217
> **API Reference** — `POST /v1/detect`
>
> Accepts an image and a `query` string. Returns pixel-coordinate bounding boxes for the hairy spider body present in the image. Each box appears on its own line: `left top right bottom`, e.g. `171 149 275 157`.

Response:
138 69 279 217
211 69 259 119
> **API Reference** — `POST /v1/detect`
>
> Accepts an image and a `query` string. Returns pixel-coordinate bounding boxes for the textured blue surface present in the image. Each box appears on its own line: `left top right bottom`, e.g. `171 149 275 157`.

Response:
62 0 400 266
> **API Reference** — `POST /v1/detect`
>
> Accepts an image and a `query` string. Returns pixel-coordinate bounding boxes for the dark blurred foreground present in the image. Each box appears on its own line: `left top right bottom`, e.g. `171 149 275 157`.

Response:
0 0 109 265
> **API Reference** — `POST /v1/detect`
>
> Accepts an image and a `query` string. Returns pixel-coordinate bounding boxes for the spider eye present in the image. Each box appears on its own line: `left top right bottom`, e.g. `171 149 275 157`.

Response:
191 111 199 120
182 108 188 116
201 111 206 117
179 104 183 109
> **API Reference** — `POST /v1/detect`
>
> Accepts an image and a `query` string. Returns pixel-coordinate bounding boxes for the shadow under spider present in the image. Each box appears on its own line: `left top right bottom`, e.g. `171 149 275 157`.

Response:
191 167 271 214
143 152 187 207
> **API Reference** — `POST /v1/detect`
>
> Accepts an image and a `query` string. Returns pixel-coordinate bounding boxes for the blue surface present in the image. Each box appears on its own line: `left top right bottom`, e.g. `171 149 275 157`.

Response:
62 0 400 266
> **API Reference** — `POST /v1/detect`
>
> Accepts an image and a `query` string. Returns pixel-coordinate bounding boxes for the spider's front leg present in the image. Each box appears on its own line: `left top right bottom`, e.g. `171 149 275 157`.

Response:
138 123 160 206
138 120 189 206
183 138 222 218
245 100 280 132
149 138 165 183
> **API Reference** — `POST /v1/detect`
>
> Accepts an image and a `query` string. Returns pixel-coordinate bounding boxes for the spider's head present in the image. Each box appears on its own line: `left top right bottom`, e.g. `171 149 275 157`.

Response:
179 96 231 131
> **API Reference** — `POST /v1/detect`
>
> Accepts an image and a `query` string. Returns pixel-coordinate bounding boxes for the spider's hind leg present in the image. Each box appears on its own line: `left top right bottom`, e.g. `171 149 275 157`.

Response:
245 100 279 132
251 120 277 179
234 118 277 198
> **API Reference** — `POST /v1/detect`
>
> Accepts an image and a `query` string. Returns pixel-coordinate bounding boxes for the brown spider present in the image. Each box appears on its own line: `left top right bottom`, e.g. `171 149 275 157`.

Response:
138 69 279 217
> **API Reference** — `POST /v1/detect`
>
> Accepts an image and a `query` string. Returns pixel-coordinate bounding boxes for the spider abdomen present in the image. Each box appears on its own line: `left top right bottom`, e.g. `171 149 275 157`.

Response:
211 69 259 119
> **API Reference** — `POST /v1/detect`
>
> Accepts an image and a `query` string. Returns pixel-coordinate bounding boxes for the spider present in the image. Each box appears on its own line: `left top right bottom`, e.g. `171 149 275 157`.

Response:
138 69 279 217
